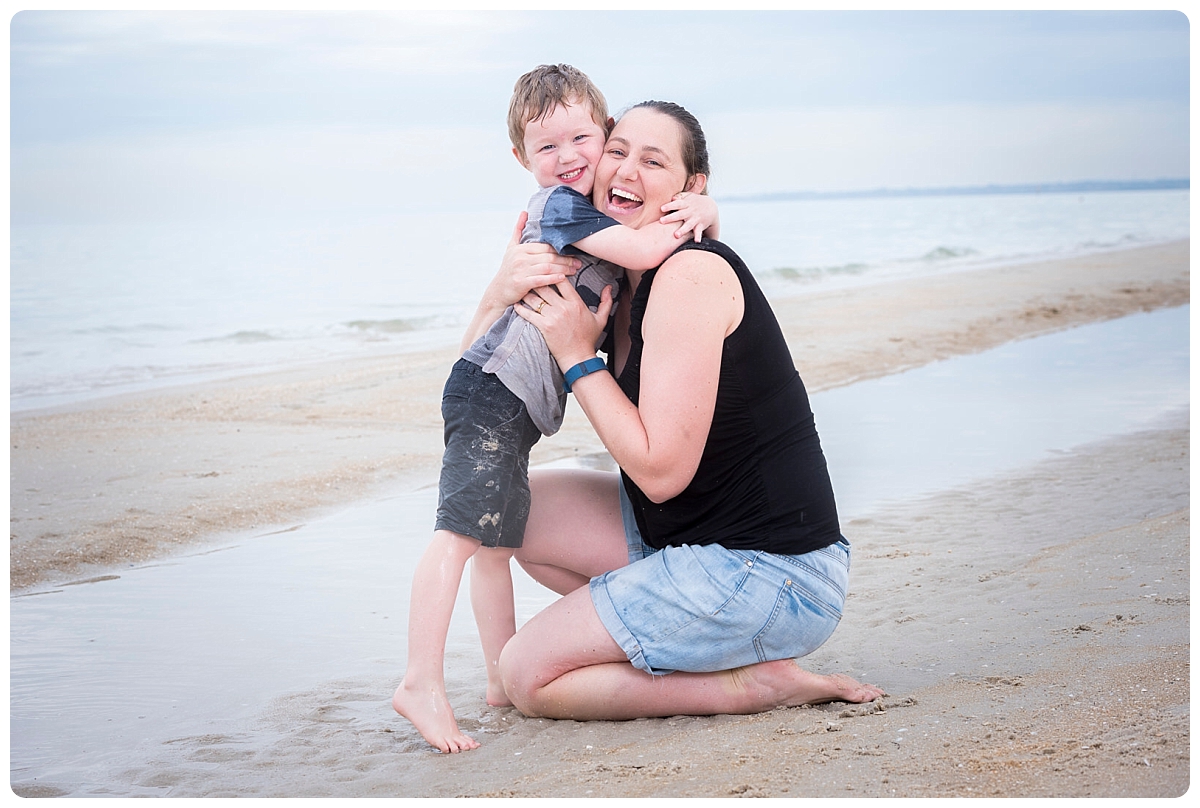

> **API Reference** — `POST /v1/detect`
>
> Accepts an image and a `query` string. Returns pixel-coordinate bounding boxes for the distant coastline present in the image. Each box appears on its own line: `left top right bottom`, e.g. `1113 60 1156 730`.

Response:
719 178 1189 204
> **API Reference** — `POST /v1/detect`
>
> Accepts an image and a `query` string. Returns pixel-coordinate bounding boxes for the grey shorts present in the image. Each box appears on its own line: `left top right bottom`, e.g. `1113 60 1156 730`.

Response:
434 359 541 548
589 482 850 675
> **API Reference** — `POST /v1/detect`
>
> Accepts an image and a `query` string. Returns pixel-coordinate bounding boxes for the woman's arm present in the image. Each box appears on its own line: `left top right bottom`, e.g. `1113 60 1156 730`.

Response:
460 212 582 353
516 250 743 502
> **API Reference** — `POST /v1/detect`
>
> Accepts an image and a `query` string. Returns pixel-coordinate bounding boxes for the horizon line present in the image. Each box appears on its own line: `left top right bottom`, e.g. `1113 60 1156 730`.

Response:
718 178 1189 204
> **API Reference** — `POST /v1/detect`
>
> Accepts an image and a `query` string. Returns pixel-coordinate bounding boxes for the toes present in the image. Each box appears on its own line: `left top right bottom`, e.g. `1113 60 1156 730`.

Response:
446 735 480 753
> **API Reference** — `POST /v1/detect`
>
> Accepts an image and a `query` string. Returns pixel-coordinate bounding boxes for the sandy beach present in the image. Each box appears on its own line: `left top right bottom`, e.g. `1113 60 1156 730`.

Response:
8 239 1190 797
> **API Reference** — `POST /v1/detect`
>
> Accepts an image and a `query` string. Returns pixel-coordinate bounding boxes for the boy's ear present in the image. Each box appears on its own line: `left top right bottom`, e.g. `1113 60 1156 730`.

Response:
512 146 529 169
606 116 615 133
685 174 707 195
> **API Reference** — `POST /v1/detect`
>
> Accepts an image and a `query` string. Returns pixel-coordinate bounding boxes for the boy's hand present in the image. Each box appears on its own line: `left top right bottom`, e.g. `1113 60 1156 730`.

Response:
659 192 720 242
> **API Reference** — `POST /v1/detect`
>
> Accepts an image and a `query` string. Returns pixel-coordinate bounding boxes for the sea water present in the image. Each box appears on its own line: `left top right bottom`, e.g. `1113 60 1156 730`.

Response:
8 188 1188 411
8 304 1189 795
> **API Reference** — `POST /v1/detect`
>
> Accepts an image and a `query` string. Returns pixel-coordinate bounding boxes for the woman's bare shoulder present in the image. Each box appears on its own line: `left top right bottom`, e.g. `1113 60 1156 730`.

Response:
656 244 733 280
647 246 743 333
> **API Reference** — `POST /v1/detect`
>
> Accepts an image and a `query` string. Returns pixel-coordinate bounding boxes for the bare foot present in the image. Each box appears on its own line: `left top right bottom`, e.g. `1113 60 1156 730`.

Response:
736 660 887 709
799 670 888 705
486 680 513 708
392 678 480 753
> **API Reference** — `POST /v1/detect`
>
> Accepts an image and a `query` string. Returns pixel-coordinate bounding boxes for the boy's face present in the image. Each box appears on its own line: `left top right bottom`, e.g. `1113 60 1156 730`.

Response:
516 100 606 193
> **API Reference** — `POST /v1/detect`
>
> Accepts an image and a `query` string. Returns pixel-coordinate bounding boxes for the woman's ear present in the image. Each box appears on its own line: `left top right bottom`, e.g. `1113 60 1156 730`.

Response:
685 174 708 195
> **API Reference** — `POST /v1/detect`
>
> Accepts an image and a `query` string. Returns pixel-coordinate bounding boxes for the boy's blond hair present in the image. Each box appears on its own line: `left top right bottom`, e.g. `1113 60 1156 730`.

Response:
508 64 609 162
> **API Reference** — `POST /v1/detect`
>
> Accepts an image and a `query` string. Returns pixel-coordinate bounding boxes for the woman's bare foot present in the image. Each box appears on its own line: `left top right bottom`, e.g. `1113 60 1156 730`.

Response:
734 660 886 709
486 680 513 708
392 678 480 753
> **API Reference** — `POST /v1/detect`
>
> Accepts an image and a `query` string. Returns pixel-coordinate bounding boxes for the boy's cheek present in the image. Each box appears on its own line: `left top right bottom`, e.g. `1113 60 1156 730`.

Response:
578 169 596 198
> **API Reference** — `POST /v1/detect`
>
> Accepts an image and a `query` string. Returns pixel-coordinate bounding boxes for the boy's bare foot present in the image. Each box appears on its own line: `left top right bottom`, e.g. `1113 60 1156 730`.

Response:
392 678 480 753
486 681 513 708
734 660 886 709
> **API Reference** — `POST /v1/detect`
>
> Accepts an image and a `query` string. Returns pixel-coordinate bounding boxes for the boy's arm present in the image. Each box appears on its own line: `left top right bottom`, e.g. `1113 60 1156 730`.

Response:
538 185 718 271
571 221 687 271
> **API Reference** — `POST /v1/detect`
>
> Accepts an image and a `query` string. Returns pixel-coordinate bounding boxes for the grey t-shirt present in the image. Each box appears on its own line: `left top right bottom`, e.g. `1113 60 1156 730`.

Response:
462 185 622 436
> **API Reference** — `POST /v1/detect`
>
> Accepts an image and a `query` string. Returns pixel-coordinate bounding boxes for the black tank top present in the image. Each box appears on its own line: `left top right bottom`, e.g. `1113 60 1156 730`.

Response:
616 239 842 555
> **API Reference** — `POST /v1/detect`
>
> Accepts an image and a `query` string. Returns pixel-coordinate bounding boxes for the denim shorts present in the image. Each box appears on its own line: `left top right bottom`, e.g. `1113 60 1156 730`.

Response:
434 359 542 548
589 483 850 675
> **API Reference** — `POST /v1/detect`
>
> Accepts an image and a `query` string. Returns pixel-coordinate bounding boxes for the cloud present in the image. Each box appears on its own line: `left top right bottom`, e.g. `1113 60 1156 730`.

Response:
11 10 507 72
10 10 1190 225
11 10 527 143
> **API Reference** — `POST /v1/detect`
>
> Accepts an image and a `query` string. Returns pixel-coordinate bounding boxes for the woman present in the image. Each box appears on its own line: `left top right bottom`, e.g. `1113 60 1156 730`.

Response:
479 101 883 720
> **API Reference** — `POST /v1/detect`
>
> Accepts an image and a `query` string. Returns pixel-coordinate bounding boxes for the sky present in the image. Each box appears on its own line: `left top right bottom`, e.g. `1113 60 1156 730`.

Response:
9 9 1191 225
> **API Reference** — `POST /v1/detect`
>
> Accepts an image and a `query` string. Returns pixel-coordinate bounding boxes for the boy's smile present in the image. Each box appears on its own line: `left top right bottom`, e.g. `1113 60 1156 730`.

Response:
517 100 607 193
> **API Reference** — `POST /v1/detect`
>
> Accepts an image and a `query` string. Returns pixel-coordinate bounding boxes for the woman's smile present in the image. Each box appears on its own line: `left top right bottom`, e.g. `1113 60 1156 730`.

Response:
593 106 691 229
607 186 644 212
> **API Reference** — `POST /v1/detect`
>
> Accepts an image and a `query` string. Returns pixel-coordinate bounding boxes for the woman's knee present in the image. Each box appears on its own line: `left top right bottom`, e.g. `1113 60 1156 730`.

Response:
498 585 623 717
497 631 543 716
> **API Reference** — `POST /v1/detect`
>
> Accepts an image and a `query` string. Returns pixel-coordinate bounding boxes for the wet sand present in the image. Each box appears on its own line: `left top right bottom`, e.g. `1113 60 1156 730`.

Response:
8 239 1191 797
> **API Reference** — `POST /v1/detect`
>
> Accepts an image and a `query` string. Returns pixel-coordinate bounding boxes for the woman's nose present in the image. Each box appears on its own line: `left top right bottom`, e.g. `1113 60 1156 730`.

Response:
616 155 637 179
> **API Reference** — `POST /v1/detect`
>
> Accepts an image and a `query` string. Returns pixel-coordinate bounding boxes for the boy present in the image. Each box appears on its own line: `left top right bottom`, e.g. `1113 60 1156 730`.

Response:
393 64 718 753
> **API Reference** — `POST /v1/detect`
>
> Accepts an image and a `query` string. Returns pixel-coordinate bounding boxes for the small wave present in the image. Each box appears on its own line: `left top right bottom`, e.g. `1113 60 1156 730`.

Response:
1079 233 1148 250
339 316 456 339
72 323 181 335
921 246 978 262
769 262 870 282
342 318 432 334
197 330 281 344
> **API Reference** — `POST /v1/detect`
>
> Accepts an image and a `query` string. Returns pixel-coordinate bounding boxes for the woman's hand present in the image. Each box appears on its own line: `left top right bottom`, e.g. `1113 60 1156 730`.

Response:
460 212 583 352
659 192 720 242
492 211 582 307
513 281 614 371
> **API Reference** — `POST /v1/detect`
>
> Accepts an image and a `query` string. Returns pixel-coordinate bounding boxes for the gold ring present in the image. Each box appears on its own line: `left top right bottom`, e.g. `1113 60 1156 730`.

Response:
536 300 546 314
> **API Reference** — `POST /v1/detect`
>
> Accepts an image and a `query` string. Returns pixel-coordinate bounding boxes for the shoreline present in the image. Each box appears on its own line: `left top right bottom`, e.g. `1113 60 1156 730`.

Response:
9 239 1189 591
8 238 1190 797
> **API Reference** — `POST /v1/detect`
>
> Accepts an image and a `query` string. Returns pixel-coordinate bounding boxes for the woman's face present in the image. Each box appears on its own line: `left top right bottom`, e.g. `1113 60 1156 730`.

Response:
592 107 699 230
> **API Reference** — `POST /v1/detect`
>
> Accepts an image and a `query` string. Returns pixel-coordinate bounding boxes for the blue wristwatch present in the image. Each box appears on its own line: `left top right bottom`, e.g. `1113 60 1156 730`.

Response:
562 356 607 393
